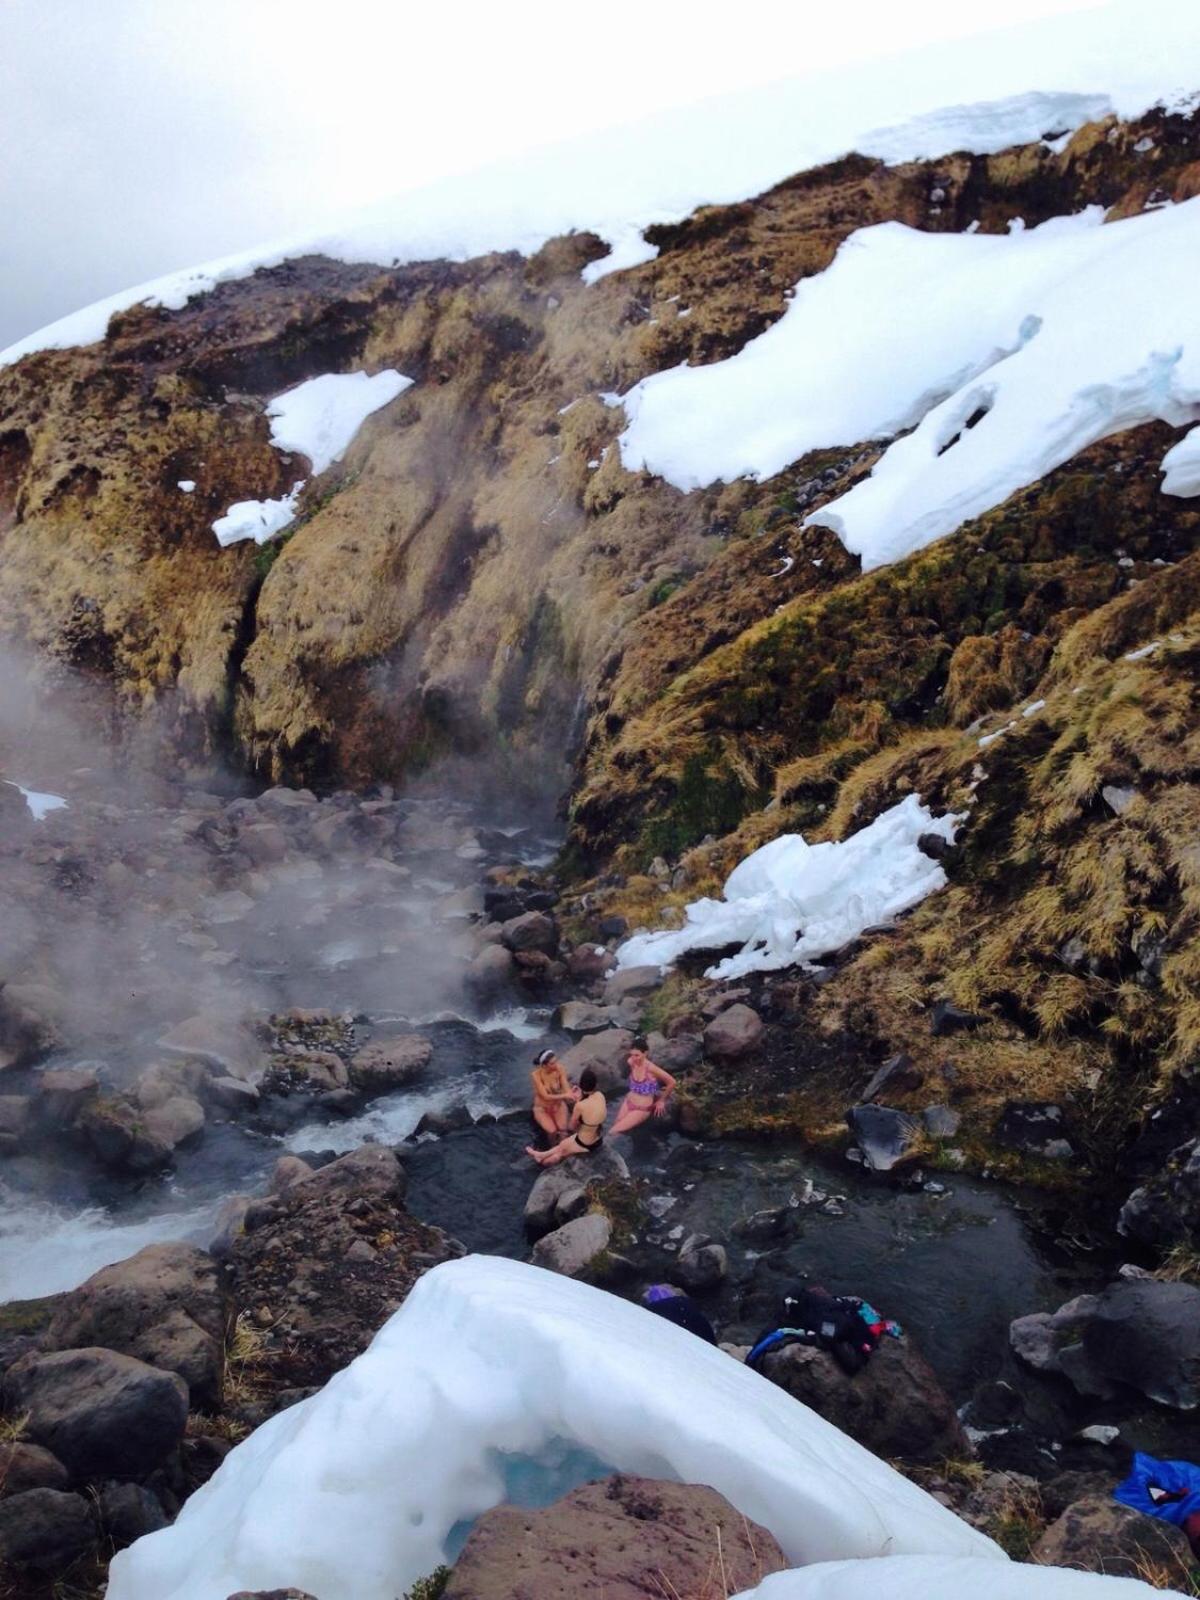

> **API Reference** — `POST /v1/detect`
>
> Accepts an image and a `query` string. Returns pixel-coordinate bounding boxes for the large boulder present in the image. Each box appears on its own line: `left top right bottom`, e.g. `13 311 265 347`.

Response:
703 1002 764 1061
0 1440 69 1498
1010 1295 1100 1376
142 1092 207 1151
1082 1278 1200 1409
558 1028 634 1095
158 1015 264 1084
5 1347 189 1478
348 1036 432 1093
35 1065 100 1129
531 1213 612 1279
554 1000 623 1035
443 1474 787 1599
1119 1137 1200 1252
603 966 662 1005
98 1480 170 1549
756 1335 969 1465
847 1104 920 1171
0 982 60 1072
675 1234 728 1290
44 1243 232 1409
79 1097 172 1172
500 911 558 955
1032 1495 1195 1581
524 1145 630 1237
0 1487 97 1572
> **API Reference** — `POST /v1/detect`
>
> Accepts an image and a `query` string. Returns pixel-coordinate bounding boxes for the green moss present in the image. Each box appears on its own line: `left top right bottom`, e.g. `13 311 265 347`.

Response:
0 1294 61 1336
641 749 769 864
404 1567 451 1600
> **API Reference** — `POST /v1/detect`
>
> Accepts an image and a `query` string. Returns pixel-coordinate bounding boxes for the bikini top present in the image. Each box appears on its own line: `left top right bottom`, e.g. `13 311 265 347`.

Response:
629 1070 657 1096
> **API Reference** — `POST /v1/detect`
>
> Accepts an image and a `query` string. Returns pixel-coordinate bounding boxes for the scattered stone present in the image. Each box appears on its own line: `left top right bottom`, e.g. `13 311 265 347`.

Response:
1032 1495 1194 1580
0 1487 97 1572
602 965 662 1005
269 1155 314 1193
734 1205 790 1240
929 999 984 1036
675 1236 728 1289
922 1104 961 1138
1101 785 1139 816
6 1347 189 1478
0 1441 69 1499
1119 1137 1200 1252
757 1335 969 1464
348 1035 432 1092
142 1092 206 1151
0 1093 31 1153
917 831 953 861
442 1474 787 1600
44 1242 232 1409
500 910 558 955
598 915 629 940
861 1053 923 1101
531 1213 612 1278
1075 1424 1120 1446
98 1480 169 1548
645 1030 701 1071
464 942 515 1002
847 1104 920 1172
524 1144 630 1236
207 1075 261 1113
554 1000 621 1035
565 944 615 982
703 1002 764 1061
995 1101 1073 1158
414 1104 473 1137
1010 1294 1100 1374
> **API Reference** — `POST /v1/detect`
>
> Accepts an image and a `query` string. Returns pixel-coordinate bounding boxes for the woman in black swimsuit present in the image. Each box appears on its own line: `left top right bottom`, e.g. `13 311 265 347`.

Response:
526 1068 607 1166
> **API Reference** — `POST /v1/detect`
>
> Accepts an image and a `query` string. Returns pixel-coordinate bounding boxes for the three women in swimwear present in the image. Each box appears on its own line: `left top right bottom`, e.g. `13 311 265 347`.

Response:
525 1038 677 1166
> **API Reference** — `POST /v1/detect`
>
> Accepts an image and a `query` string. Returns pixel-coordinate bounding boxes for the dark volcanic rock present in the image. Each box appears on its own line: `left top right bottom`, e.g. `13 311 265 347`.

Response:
756 1335 969 1465
348 1035 432 1093
44 1242 232 1409
1032 1495 1195 1581
0 1440 70 1499
846 1103 919 1171
1082 1278 1200 1409
703 1002 764 1061
442 1474 787 1600
861 1052 923 1101
500 910 558 954
0 1486 97 1572
1119 1137 1200 1251
98 1479 170 1548
5 1347 189 1479
994 1100 1073 1158
929 999 983 1036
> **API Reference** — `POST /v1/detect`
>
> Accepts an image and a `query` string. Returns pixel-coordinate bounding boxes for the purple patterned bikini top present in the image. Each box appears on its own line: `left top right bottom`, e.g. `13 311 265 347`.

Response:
629 1072 657 1096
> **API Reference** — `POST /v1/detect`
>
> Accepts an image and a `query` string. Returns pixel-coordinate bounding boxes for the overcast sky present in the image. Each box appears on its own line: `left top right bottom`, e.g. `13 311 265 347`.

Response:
1 0 1098 351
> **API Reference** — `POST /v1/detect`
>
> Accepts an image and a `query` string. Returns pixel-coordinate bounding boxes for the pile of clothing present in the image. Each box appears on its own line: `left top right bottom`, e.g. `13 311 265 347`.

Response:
1115 1452 1200 1555
747 1284 902 1377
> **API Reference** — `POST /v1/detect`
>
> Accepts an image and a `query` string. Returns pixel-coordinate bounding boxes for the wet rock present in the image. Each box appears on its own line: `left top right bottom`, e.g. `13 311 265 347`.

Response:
861 1052 923 1101
675 1235 728 1289
1032 1495 1194 1580
531 1213 612 1278
35 1065 99 1129
207 1075 262 1113
524 1145 630 1237
598 915 629 940
348 1035 432 1092
929 999 983 1036
0 981 60 1071
0 1441 69 1499
442 1474 786 1600
846 1104 920 1171
500 910 558 955
757 1335 969 1465
142 1092 206 1150
98 1479 169 1549
6 1347 189 1478
1119 1137 1200 1252
995 1101 1073 1158
79 1096 172 1172
1082 1278 1200 1409
0 1487 97 1572
922 1104 961 1138
414 1103 473 1136
734 1205 790 1240
1010 1294 1100 1374
0 1093 31 1153
158 1015 264 1084
565 943 615 982
603 965 662 1005
44 1243 232 1410
559 1027 634 1095
917 831 953 861
208 1194 253 1260
464 941 515 1002
703 1002 764 1061
646 1029 702 1071
270 1155 314 1193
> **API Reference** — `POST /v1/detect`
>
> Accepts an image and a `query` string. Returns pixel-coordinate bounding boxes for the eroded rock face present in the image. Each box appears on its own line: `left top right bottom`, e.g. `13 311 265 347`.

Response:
442 1473 788 1600
43 1242 232 1410
756 1335 969 1465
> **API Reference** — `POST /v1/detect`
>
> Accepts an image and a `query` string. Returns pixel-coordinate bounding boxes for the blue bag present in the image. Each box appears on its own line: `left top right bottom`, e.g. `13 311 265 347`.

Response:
1114 1451 1200 1531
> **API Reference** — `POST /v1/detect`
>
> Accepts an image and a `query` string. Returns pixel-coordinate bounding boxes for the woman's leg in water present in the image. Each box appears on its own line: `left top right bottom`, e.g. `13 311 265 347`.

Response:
609 1097 652 1137
532 1103 559 1142
526 1134 586 1166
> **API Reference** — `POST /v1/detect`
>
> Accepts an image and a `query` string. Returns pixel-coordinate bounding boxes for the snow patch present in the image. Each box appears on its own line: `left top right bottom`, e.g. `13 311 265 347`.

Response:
616 794 960 981
6 2 1200 368
581 228 659 284
735 1557 1170 1599
1161 424 1200 496
177 479 196 493
621 199 1200 570
6 782 67 821
211 484 303 549
266 369 411 475
107 1255 998 1600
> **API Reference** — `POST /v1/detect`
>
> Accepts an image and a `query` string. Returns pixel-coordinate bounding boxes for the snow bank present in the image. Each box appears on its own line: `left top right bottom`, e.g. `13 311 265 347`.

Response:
4 781 67 821
210 368 410 546
108 1255 998 1600
617 795 959 981
621 198 1200 569
5 1 1200 368
1162 424 1200 496
733 1556 1171 1599
265 369 412 475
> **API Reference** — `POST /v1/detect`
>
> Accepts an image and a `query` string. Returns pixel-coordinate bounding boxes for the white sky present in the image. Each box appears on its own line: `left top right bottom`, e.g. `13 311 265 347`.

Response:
0 0 1099 350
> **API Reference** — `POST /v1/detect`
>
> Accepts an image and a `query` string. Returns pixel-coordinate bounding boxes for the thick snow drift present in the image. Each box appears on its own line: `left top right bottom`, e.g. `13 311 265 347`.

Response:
265 369 412 475
733 1557 1174 1599
617 795 959 981
4 1 1200 368
108 1255 998 1600
210 369 410 547
1162 424 1200 497
620 199 1200 569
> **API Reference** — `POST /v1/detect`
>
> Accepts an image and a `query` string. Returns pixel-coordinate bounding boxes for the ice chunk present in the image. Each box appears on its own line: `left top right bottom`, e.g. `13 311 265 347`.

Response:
1162 424 1200 497
616 794 961 981
266 369 412 476
107 1256 998 1600
211 484 303 548
7 782 67 821
177 479 196 493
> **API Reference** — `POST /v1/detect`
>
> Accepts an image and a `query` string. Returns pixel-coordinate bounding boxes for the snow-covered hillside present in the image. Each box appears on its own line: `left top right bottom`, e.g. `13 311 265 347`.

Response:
3 1 1199 371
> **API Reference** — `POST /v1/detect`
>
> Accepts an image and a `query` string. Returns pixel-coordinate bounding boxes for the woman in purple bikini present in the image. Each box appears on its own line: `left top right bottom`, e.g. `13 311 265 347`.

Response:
609 1037 677 1137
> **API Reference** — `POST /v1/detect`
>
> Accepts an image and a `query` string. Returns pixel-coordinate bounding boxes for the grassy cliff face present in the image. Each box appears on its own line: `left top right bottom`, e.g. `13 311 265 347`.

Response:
1 108 1196 790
